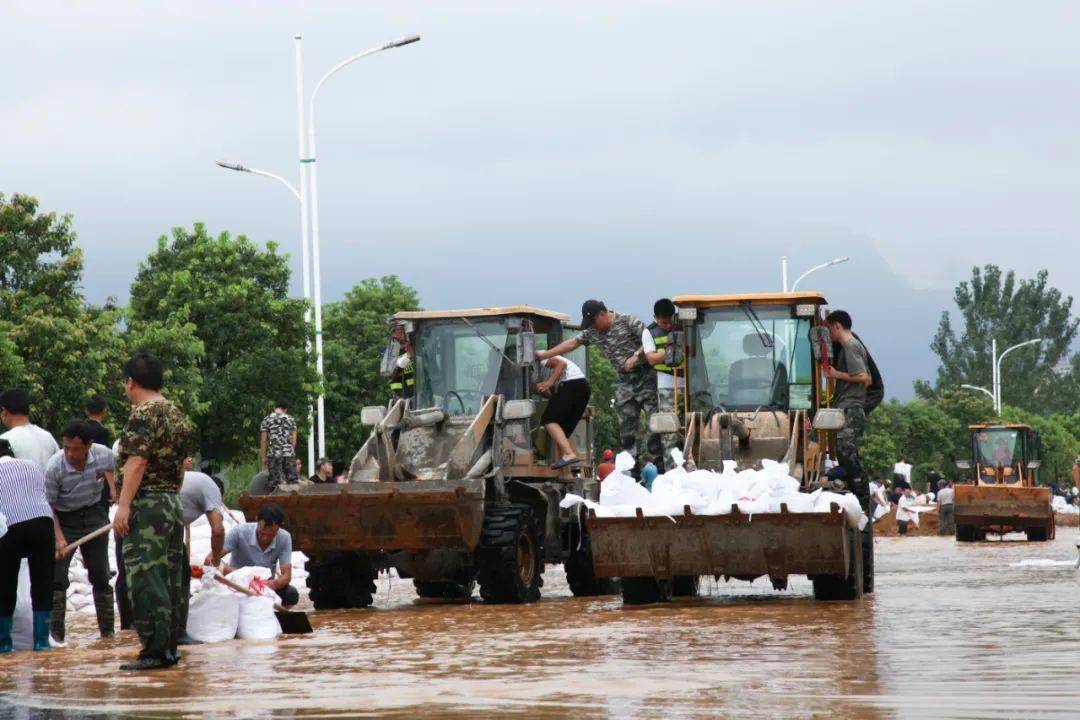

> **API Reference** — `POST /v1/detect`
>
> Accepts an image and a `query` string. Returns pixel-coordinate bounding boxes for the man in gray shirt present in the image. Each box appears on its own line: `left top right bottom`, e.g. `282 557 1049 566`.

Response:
207 502 298 607
826 309 871 510
177 459 226 644
44 420 117 641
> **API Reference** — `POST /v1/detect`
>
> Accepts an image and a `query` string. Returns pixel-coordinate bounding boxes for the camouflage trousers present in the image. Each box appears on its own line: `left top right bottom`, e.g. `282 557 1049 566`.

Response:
656 386 685 471
615 377 659 462
267 455 298 492
122 492 185 663
837 406 869 512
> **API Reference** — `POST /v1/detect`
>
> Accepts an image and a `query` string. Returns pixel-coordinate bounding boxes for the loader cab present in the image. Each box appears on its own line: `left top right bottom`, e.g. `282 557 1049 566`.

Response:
673 293 826 415
961 423 1041 487
383 307 569 416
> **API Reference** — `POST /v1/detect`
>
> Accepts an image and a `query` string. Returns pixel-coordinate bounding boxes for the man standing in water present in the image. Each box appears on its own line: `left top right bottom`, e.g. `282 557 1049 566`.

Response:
113 353 191 671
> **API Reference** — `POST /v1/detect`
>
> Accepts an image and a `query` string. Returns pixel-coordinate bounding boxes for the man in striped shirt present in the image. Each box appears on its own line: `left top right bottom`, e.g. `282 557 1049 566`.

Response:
44 420 116 641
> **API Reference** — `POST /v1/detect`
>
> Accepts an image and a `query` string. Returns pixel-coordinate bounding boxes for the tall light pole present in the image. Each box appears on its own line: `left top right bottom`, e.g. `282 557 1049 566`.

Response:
216 159 316 476
302 33 420 458
994 338 1043 413
790 256 850 292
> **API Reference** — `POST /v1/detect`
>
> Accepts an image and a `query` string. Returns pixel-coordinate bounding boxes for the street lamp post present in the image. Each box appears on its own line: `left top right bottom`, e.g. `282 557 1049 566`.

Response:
301 33 420 459
216 159 316 476
994 338 1043 413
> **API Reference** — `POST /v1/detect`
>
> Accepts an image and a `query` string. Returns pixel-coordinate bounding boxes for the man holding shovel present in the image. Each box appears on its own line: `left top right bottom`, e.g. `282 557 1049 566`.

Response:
43 420 117 642
176 458 226 645
113 353 192 671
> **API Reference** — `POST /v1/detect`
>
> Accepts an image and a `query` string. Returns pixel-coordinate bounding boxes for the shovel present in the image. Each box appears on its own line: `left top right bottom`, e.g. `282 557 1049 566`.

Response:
61 523 113 556
213 573 313 634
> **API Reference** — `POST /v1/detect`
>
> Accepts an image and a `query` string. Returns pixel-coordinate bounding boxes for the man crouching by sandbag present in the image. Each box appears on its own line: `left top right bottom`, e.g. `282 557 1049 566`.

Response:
206 503 298 608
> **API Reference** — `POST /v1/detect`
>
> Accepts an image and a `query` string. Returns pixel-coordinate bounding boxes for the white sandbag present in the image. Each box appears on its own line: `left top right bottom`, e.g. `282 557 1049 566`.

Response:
226 566 272 587
236 595 281 640
186 581 240 643
814 491 865 529
13 561 33 651
873 502 890 521
614 451 635 473
599 472 653 509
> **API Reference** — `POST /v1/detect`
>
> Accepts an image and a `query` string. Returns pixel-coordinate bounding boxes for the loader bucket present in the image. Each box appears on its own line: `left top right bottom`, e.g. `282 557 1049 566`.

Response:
953 485 1052 533
587 504 851 582
240 477 486 553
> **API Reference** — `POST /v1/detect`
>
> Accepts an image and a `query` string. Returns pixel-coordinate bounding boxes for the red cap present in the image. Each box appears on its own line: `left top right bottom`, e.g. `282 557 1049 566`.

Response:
602 449 614 461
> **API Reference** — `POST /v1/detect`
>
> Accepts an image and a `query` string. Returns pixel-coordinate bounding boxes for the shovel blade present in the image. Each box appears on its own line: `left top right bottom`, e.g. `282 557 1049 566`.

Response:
275 610 313 634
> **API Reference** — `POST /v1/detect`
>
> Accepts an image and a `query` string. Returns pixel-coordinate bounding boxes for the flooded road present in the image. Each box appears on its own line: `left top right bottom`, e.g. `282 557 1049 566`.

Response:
2 533 1077 719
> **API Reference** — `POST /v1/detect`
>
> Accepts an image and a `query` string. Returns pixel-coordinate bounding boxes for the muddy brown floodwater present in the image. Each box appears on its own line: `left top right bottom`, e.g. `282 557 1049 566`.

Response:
2 533 1078 720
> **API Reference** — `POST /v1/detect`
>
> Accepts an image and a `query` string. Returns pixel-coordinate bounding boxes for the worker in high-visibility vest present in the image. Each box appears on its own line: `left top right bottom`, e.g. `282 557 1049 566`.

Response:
387 324 415 402
641 298 684 472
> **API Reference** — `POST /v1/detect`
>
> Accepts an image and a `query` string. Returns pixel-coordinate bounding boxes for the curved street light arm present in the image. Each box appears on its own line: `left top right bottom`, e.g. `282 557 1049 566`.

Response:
216 160 301 201
790 256 850 292
994 338 1043 412
960 384 995 402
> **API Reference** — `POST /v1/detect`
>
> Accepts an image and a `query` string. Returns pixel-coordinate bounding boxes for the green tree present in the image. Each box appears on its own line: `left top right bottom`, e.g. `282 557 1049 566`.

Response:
587 346 620 458
321 276 421 461
129 224 315 463
0 193 83 319
861 399 962 487
999 406 1080 485
920 265 1077 413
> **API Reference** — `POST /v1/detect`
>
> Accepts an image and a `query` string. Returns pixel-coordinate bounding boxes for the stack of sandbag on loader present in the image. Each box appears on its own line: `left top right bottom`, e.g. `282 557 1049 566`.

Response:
563 451 868 530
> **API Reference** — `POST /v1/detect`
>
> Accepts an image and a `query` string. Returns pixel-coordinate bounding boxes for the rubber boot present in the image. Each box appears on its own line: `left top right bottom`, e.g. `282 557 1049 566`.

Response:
93 587 115 638
50 591 67 643
0 615 12 653
32 611 51 651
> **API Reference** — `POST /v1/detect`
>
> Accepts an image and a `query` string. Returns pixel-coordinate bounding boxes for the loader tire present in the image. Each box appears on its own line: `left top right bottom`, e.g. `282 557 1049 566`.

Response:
564 529 620 597
671 576 699 597
307 552 377 610
955 525 978 542
1024 527 1049 542
413 579 476 599
862 524 875 594
812 529 864 601
476 504 543 604
620 577 673 605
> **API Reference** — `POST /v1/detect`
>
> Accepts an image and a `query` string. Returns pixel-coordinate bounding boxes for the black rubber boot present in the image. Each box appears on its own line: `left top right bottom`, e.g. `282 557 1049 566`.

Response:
119 657 174 671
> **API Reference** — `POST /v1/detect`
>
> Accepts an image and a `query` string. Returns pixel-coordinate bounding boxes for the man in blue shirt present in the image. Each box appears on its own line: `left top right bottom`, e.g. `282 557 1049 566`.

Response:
208 503 298 607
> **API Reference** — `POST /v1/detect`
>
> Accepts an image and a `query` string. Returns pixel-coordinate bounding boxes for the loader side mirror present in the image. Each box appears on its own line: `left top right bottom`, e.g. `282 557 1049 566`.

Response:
665 330 684 368
955 459 971 470
648 412 681 435
811 408 845 431
380 340 402 379
1027 460 1041 470
502 399 536 421
517 331 536 367
360 406 387 427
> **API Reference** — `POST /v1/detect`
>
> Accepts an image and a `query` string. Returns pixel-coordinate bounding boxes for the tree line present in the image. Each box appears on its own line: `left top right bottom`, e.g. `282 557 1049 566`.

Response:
2 193 1076 486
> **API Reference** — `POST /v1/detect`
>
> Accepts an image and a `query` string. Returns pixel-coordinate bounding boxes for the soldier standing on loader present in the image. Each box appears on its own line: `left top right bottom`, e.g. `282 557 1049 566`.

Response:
642 298 684 471
538 300 658 461
824 310 874 511
387 322 415 403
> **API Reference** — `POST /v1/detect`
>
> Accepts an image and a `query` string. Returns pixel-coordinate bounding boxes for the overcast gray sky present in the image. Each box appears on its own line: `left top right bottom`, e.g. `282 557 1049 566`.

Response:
3 1 1079 398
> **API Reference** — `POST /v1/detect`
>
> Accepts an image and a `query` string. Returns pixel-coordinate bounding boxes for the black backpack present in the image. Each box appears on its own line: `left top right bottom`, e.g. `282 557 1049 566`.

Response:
833 333 884 415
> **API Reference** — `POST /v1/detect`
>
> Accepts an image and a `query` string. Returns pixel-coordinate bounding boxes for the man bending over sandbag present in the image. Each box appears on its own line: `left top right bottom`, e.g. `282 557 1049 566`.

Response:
206 502 298 608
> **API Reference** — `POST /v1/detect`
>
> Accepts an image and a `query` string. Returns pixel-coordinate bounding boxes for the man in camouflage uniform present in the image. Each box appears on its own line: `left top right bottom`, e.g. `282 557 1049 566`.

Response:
112 353 191 671
539 300 659 461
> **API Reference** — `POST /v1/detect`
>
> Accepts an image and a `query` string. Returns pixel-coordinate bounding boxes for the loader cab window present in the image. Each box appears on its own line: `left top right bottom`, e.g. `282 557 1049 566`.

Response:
688 305 813 412
976 429 1020 469
414 319 513 415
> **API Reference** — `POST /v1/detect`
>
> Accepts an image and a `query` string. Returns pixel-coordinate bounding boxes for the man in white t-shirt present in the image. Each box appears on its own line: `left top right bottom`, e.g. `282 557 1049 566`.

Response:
0 389 59 471
895 488 918 535
893 457 913 488
642 298 684 471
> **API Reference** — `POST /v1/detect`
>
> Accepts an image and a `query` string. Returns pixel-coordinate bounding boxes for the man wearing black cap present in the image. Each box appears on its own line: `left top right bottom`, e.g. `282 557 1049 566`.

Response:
538 300 658 459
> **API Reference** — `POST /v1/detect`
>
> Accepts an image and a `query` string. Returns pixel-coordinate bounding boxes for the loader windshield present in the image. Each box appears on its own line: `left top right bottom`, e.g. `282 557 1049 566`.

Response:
688 306 813 412
976 429 1020 469
414 319 516 416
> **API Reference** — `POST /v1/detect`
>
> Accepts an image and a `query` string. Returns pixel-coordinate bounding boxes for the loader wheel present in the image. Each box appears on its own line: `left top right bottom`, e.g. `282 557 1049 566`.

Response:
620 577 673 605
955 525 979 542
1024 527 1049 542
306 552 377 610
671 576 699 597
413 579 476 599
476 504 543 604
812 529 864 601
862 524 875 594
564 528 620 597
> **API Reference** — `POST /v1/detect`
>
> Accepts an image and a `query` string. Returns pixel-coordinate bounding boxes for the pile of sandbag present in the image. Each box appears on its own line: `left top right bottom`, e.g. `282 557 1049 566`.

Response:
1052 495 1079 516
185 567 282 643
563 451 868 530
